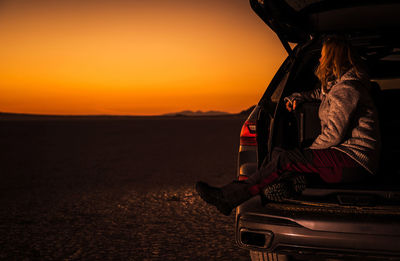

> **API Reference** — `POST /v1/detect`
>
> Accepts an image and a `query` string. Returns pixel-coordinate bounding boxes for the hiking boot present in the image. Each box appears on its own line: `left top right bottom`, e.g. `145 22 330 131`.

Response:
263 173 308 202
290 174 307 194
195 181 252 216
262 181 293 202
278 172 308 194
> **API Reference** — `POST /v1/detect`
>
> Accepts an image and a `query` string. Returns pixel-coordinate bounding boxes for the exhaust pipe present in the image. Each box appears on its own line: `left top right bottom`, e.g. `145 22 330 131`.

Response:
240 228 274 248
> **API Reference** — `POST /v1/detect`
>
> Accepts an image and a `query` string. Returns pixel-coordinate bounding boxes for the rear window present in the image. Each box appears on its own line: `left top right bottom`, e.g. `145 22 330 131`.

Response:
368 47 400 87
380 48 400 61
372 79 400 90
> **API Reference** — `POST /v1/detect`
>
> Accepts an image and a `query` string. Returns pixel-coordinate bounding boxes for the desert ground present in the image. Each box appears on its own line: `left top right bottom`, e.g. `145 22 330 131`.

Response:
0 114 251 260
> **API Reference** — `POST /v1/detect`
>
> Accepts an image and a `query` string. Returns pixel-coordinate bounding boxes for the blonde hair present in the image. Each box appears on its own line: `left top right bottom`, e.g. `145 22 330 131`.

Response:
315 35 362 89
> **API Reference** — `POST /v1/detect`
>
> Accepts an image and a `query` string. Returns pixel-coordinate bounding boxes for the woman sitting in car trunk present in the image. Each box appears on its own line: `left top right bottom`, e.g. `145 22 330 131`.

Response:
196 35 381 216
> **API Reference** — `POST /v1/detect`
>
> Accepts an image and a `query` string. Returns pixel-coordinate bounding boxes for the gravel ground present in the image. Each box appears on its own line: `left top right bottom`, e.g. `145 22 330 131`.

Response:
0 115 250 260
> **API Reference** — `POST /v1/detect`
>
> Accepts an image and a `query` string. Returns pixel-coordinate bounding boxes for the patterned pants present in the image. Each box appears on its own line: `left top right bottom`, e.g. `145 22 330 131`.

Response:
246 147 368 196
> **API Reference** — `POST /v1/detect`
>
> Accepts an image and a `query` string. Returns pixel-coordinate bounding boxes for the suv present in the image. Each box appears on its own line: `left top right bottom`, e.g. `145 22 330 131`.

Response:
235 1 400 260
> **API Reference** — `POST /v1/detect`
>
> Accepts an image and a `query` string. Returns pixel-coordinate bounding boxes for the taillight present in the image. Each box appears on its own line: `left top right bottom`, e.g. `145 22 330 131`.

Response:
238 176 249 181
240 120 257 146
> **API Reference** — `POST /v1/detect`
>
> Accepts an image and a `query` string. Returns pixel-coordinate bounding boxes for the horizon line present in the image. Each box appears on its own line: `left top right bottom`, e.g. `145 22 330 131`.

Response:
0 111 249 118
0 106 255 117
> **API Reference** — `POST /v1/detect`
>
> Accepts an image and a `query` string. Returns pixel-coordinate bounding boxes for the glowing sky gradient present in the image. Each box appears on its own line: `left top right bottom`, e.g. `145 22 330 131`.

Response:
0 0 287 115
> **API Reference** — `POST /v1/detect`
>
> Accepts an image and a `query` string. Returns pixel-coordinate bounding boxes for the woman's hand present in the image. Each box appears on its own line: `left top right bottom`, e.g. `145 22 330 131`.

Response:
286 100 297 112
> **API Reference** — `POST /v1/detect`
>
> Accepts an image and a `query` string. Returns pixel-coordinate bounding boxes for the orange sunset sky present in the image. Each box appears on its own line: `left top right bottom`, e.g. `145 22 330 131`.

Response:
0 0 287 115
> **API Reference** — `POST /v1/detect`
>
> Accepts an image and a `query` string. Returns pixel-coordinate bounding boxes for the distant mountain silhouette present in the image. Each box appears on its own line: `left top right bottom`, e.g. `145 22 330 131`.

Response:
163 110 230 116
238 105 256 116
1 107 256 118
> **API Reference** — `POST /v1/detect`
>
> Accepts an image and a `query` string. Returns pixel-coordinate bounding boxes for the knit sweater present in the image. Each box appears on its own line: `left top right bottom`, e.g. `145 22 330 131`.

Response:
285 68 381 174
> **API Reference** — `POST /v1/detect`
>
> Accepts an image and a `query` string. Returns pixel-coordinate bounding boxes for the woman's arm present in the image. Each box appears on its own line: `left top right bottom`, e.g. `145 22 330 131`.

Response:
284 88 322 104
310 82 360 149
284 88 322 111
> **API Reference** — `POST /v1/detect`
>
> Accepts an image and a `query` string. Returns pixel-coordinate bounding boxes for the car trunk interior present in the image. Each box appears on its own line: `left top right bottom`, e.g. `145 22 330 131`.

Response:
260 38 400 205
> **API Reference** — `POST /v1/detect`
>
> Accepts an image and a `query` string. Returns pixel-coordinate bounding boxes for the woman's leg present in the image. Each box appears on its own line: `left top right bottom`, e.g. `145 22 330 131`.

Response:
196 147 367 215
195 147 311 215
245 147 368 196
245 147 314 195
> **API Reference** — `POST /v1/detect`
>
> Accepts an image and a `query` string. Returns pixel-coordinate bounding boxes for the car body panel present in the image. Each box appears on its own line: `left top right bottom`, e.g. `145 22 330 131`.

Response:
250 0 400 45
236 196 400 257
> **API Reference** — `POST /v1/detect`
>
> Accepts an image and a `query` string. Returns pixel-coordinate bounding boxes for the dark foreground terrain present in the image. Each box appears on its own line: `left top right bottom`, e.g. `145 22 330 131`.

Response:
0 115 250 260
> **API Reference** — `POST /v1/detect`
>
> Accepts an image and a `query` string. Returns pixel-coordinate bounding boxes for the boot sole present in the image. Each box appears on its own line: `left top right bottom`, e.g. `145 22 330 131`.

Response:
291 174 307 194
263 182 293 202
263 174 308 202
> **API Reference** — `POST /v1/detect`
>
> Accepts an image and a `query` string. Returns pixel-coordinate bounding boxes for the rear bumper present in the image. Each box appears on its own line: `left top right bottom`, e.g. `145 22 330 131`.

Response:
235 196 400 259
